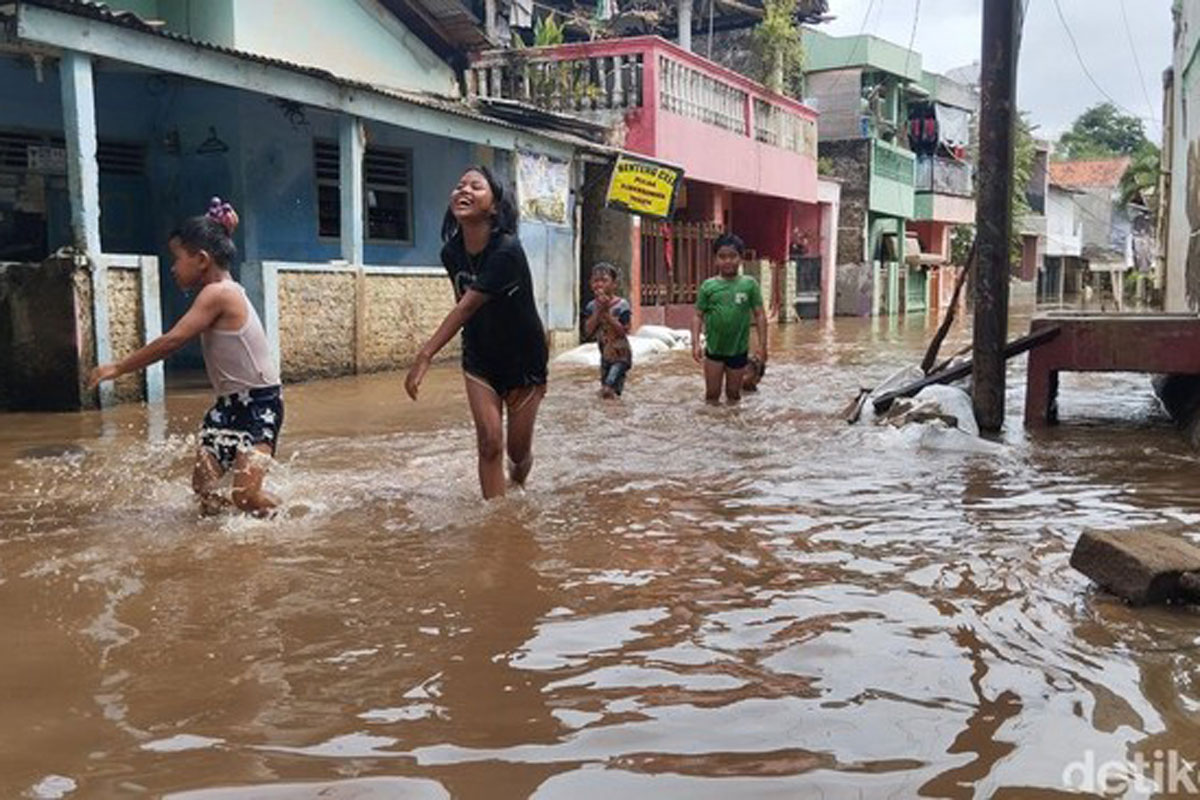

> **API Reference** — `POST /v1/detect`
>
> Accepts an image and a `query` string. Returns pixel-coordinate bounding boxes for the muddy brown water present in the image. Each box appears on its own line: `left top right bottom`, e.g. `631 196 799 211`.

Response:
4 316 1200 799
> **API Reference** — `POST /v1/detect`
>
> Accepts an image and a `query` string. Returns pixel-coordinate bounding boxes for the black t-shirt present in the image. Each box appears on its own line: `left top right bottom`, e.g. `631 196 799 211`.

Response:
441 231 548 389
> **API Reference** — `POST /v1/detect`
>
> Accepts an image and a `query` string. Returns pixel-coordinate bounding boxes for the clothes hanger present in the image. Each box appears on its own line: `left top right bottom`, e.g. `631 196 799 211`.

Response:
196 126 229 155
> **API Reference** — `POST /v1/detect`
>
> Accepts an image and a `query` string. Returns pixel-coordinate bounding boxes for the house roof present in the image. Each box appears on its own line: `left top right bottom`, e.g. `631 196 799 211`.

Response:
1048 158 1131 190
10 0 610 149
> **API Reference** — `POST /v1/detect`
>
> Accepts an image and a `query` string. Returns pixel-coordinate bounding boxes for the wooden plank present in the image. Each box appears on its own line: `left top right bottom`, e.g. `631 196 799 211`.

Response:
872 326 1061 414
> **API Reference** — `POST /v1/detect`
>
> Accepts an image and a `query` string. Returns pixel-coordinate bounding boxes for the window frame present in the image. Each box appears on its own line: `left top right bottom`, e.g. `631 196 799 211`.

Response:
313 139 415 247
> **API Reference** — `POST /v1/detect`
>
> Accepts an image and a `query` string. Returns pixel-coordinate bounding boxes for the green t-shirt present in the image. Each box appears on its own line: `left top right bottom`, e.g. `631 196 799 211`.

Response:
696 274 763 357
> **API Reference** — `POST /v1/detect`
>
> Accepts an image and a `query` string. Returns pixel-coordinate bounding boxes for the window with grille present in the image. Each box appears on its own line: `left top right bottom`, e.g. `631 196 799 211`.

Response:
314 140 340 238
0 130 146 175
314 140 413 244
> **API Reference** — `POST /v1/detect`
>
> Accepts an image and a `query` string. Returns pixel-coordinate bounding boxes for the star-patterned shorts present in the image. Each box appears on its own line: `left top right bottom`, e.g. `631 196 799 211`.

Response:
199 386 284 472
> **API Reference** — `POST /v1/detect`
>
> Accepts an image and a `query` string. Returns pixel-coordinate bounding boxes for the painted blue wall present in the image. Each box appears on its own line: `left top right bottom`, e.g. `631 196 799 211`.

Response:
1 54 577 374
3 56 478 269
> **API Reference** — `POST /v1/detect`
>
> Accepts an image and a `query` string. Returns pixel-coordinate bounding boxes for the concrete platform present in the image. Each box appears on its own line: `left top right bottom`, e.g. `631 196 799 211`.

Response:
1024 313 1200 427
1071 530 1200 605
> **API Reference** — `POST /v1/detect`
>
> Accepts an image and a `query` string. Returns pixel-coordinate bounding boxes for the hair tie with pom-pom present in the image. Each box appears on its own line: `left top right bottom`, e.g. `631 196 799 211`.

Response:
206 196 239 235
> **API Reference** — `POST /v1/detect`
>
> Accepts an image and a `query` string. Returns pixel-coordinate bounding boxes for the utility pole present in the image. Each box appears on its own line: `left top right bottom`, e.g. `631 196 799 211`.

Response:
972 0 1021 432
678 0 693 51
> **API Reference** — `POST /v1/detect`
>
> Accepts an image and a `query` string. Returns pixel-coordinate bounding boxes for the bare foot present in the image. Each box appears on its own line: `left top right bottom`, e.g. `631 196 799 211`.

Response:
508 454 534 487
198 493 231 517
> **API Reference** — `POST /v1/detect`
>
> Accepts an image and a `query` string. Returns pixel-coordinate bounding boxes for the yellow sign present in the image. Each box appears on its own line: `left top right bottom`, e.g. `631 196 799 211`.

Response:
605 155 684 219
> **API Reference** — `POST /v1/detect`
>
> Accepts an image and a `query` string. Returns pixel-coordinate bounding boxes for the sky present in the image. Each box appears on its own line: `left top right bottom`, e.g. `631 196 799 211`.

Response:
815 0 1173 143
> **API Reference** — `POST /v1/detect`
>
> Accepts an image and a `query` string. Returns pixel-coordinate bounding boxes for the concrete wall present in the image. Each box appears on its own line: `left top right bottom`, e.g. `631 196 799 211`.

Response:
1045 185 1082 257
580 161 636 317
805 69 865 141
819 139 870 265
106 0 458 95
868 140 915 219
106 267 145 403
230 0 457 95
677 180 731 226
361 274 459 370
654 109 819 204
731 193 791 263
803 30 923 82
274 266 458 382
740 259 773 318
834 263 873 316
1163 2 1200 311
1075 188 1115 252
0 256 150 410
278 271 357 379
0 259 86 411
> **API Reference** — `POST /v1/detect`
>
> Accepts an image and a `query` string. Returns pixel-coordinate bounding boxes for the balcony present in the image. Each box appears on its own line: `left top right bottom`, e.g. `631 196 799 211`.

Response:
468 36 819 203
869 139 915 218
913 154 975 223
915 155 972 197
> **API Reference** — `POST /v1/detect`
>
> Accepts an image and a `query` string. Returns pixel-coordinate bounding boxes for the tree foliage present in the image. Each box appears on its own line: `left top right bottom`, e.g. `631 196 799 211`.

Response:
1058 102 1152 160
1120 145 1160 206
533 13 566 46
753 0 804 95
952 112 1036 266
1011 112 1036 261
1057 102 1161 208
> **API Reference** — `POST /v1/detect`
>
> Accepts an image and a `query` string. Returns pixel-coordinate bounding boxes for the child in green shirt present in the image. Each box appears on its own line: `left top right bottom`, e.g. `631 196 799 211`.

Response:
691 233 767 404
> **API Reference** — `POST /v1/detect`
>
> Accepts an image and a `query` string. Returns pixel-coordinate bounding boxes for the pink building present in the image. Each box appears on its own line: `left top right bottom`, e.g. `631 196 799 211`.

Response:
470 36 837 327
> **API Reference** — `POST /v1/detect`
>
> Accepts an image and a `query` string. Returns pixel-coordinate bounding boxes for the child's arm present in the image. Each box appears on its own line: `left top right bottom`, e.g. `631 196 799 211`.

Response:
590 298 631 338
583 299 604 339
690 307 705 363
88 284 227 389
404 288 489 399
753 305 768 362
609 301 631 337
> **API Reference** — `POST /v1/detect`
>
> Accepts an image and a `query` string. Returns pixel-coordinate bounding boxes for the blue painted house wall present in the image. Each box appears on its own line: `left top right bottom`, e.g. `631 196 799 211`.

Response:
2 55 483 369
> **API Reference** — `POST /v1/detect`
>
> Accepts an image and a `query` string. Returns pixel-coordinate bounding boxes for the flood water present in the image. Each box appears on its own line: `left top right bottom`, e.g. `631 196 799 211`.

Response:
5 315 1200 799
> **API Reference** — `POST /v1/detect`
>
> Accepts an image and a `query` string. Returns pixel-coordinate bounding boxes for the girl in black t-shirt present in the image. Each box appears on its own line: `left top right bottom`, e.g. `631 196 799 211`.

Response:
405 166 549 499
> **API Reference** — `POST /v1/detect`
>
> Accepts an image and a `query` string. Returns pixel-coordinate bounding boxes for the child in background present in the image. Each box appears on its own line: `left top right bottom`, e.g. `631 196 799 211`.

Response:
583 262 633 398
89 198 283 516
691 233 767 404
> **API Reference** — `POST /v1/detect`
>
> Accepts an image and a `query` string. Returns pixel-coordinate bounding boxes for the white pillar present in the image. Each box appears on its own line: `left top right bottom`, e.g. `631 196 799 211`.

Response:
61 51 112 407
61 51 101 257
139 256 164 405
339 116 365 266
678 0 692 51
820 200 838 320
484 0 498 41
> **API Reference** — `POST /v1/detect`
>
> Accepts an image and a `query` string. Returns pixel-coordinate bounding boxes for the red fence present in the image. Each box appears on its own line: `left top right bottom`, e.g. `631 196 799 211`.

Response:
639 221 724 306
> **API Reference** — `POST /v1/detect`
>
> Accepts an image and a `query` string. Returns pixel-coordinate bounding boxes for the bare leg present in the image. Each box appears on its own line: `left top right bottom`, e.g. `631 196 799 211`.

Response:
230 444 279 517
465 375 507 500
505 384 546 488
703 358 725 404
192 448 229 516
724 367 745 403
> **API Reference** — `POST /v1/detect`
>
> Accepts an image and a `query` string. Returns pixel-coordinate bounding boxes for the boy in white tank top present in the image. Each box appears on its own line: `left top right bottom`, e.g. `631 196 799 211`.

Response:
89 198 283 517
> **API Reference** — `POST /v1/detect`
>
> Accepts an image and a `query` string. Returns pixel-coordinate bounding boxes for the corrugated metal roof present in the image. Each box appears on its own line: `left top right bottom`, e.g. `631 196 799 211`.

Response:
13 0 607 149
